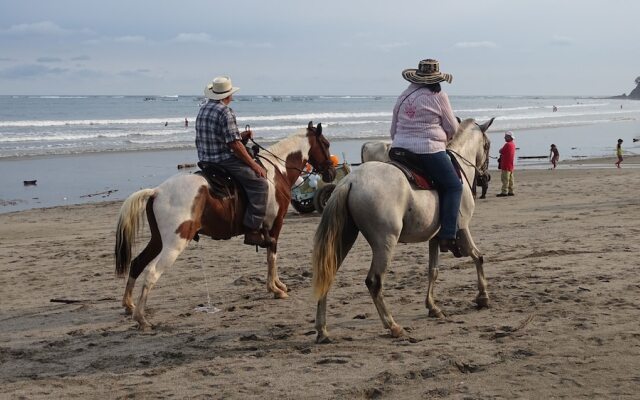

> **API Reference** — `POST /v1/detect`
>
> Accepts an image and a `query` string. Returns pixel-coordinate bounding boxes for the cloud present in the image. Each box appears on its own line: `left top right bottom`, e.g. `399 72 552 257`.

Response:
37 57 63 63
171 33 212 43
550 35 573 46
70 55 91 61
1 21 69 36
114 35 148 43
117 69 152 77
0 64 67 79
0 57 13 62
454 41 498 49
373 42 410 52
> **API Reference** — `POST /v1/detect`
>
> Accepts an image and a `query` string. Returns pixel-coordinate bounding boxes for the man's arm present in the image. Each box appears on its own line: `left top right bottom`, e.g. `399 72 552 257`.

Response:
228 140 266 178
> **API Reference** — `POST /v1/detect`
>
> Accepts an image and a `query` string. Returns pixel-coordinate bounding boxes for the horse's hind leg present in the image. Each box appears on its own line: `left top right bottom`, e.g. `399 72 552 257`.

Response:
457 229 489 308
122 201 162 315
426 239 445 318
133 236 188 331
365 240 403 338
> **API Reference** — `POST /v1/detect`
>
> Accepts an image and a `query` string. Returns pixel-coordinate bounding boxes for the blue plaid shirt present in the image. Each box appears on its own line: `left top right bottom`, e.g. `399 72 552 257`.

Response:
195 100 241 163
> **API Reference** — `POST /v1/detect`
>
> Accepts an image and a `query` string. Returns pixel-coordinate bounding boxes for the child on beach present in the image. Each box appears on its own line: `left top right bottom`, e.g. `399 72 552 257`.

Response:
549 144 559 169
615 139 623 168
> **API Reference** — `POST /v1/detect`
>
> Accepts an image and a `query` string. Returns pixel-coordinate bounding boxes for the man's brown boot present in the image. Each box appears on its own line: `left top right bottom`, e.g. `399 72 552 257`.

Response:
244 230 267 247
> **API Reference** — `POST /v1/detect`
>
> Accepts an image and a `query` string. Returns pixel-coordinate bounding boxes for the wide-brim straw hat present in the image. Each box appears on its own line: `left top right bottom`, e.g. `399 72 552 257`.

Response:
402 59 453 85
204 76 240 100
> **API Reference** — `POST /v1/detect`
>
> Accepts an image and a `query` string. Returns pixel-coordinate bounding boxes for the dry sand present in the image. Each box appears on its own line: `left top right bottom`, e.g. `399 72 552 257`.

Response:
1 159 640 399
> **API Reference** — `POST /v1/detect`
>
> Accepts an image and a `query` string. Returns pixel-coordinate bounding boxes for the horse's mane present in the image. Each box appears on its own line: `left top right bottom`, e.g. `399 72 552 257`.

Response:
266 129 308 158
449 119 479 148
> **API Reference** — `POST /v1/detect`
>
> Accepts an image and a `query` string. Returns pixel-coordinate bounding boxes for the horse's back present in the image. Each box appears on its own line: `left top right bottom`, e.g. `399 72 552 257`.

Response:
343 163 439 241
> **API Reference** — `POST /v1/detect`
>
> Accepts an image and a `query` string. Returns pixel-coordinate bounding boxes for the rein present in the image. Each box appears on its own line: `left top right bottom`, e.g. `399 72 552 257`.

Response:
250 138 309 174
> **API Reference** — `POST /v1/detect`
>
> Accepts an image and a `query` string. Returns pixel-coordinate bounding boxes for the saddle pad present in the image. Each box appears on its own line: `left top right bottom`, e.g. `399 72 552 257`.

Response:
387 161 433 190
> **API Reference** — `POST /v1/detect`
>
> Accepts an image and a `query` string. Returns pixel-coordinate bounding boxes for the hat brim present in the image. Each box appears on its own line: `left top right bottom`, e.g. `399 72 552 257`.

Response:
402 69 453 85
204 86 240 100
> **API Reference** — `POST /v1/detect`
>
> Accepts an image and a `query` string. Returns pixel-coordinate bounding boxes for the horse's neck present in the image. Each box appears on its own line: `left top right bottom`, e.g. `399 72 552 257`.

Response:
265 135 308 187
449 138 479 186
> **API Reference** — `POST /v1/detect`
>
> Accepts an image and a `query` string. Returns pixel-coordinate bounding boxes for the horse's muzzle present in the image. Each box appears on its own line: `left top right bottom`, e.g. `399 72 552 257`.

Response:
321 166 336 183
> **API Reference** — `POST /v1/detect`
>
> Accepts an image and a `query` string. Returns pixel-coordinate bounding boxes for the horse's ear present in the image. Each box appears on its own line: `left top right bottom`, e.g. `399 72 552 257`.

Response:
478 117 495 133
316 123 322 136
456 116 461 124
308 121 313 129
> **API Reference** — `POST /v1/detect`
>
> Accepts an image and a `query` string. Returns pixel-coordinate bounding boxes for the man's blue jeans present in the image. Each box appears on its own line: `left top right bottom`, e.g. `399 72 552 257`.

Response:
415 151 462 239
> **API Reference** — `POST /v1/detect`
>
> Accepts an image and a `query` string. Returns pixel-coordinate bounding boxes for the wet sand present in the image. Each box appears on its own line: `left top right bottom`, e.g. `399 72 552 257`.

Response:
1 162 639 399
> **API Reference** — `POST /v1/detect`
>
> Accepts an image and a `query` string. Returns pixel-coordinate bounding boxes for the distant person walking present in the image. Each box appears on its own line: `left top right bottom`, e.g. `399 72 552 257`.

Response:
185 117 189 128
615 139 624 168
497 131 516 197
549 144 559 169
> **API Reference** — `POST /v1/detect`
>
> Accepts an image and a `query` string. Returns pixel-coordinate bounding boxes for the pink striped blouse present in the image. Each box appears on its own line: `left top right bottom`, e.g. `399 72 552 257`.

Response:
390 83 459 154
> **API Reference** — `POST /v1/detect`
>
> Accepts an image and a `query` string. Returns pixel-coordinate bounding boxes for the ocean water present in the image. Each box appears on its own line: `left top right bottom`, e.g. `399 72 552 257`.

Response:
1 94 639 213
1 94 639 160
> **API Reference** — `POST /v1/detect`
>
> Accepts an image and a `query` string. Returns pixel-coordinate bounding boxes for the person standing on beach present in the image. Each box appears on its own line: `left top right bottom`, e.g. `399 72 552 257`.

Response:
390 58 462 256
497 131 516 197
549 144 559 169
195 76 269 247
184 117 189 128
615 138 624 168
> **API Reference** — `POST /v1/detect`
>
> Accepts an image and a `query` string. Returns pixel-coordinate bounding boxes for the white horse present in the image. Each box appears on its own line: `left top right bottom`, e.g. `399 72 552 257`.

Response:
312 118 493 343
115 122 335 330
360 140 391 163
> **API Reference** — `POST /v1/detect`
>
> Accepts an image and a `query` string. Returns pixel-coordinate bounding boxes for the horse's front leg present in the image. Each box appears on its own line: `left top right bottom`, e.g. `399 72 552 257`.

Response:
457 229 489 308
426 238 445 318
266 243 288 299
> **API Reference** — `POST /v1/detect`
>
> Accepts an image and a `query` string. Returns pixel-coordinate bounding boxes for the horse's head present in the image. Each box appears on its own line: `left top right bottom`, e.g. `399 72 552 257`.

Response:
475 118 493 173
306 121 336 182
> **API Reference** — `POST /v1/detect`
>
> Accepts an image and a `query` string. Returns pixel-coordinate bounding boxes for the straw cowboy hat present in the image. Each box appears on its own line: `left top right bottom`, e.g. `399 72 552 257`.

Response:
204 76 240 100
402 59 453 85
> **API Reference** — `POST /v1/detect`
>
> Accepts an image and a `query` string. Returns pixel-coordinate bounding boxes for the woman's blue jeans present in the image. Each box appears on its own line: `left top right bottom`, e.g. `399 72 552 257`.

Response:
415 151 462 239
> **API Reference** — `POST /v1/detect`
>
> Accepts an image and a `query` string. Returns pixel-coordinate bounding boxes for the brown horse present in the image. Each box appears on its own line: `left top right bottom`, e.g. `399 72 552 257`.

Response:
115 122 335 330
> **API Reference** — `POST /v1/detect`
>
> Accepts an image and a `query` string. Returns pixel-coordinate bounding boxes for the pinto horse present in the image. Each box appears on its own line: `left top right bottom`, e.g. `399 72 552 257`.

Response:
115 122 335 330
311 118 493 343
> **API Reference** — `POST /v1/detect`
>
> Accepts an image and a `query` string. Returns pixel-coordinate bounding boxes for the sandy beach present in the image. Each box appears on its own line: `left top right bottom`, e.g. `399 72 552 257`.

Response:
1 157 640 399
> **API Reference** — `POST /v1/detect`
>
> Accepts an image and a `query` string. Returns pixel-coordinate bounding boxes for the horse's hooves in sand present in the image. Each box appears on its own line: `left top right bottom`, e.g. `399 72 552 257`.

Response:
475 296 490 309
273 291 289 299
390 325 404 338
428 308 446 318
316 335 332 344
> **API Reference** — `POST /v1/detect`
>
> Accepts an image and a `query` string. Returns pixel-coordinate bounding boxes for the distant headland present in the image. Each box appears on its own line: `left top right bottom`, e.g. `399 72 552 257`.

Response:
610 76 640 99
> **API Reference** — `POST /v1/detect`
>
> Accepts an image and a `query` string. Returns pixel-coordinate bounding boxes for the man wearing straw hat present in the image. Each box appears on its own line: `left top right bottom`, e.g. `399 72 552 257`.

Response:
196 76 269 247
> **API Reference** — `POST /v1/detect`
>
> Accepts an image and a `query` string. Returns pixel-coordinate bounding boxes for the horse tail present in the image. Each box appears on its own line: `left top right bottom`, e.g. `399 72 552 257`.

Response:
115 188 156 278
312 182 352 300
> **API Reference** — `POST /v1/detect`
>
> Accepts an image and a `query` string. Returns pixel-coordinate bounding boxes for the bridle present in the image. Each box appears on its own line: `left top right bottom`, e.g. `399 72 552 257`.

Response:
447 127 491 190
248 125 333 177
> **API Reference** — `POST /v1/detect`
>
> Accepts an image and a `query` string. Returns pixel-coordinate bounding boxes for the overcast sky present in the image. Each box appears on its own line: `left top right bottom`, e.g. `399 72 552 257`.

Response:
0 0 638 96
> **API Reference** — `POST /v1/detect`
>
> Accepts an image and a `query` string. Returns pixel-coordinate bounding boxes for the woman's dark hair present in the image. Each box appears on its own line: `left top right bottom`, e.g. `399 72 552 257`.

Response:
423 82 441 93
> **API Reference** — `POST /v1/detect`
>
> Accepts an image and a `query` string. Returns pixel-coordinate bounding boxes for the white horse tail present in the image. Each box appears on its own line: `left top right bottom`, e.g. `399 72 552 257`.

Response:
312 182 353 300
115 188 156 278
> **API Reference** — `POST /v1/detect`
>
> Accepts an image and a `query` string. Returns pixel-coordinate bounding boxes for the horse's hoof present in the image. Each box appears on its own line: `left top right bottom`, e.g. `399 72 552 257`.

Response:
316 335 332 344
428 308 446 318
123 306 135 316
390 325 404 338
137 323 153 332
475 296 490 309
273 291 289 299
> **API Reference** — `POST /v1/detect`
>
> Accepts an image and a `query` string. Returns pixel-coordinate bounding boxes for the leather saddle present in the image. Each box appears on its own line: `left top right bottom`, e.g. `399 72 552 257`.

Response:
387 147 462 190
195 162 240 199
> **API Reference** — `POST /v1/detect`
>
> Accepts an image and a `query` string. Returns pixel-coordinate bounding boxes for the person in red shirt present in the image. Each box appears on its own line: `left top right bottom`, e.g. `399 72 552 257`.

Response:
497 131 516 197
